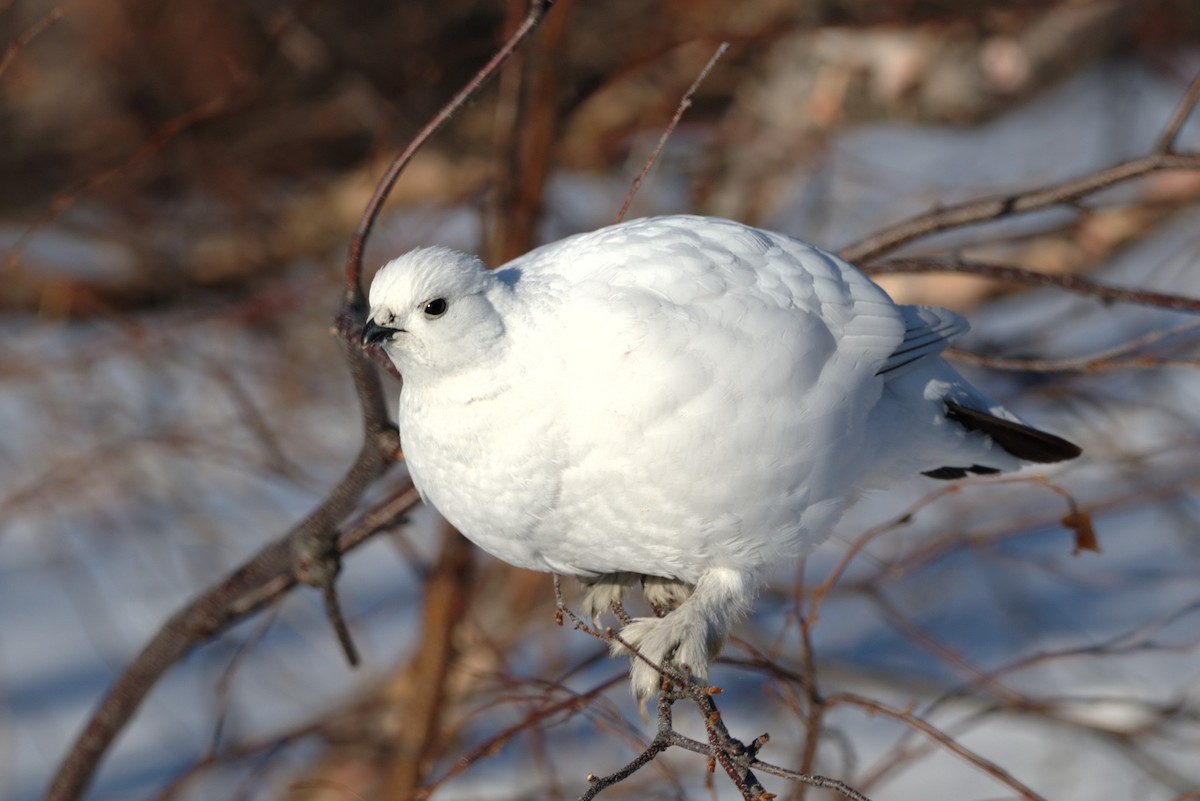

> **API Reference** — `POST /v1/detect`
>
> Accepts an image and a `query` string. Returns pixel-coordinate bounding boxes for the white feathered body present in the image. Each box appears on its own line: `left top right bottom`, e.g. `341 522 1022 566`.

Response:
390 216 1019 583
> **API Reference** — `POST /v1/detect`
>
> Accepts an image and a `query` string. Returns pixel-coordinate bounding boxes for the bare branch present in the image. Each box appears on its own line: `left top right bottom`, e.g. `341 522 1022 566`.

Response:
866 258 1200 313
948 319 1200 374
1155 71 1200 154
0 5 62 79
420 675 623 799
577 692 676 801
555 588 873 801
828 692 1049 801
45 484 420 801
840 73 1200 265
343 0 558 302
615 41 730 224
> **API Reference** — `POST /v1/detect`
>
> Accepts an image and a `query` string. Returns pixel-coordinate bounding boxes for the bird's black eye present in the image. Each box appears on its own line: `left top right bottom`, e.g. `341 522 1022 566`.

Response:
423 298 448 318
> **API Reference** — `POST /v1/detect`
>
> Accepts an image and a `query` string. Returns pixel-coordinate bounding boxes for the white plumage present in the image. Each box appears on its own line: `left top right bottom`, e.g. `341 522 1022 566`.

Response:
362 215 1079 699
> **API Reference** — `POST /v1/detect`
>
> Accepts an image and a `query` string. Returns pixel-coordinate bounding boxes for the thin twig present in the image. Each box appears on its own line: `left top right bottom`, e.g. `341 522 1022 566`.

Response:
750 761 872 801
807 485 960 625
296 0 559 708
577 692 677 801
4 12 315 276
865 258 1200 313
557 582 874 800
614 42 729 223
841 143 1200 264
828 692 1049 801
1155 71 1200 154
44 484 421 801
0 6 62 79
945 318 1200 373
7 89 243 273
344 0 558 301
420 676 623 800
951 351 1200 376
794 609 824 799
658 688 873 801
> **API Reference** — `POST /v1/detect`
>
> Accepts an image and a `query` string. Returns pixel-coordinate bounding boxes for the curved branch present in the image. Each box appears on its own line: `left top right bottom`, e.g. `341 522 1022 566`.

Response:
839 73 1200 265
827 692 1048 801
44 484 421 801
43 4 562 800
343 0 557 302
840 150 1200 264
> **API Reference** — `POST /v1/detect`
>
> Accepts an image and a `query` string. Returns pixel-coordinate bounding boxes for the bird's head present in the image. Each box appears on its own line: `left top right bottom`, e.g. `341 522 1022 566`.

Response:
362 247 506 381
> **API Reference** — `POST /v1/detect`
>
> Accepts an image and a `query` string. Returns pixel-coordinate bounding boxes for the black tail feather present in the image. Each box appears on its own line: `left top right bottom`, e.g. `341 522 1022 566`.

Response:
945 402 1082 464
922 464 1003 480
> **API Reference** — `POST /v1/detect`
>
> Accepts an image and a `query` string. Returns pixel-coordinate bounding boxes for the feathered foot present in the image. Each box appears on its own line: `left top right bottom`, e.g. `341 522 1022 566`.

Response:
579 572 638 625
611 567 756 703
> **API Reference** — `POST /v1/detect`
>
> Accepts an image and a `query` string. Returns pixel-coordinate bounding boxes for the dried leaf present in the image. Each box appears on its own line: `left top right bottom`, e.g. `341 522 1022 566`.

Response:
1062 511 1100 555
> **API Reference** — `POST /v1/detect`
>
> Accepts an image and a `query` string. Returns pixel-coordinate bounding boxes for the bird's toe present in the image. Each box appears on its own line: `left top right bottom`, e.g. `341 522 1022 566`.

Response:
580 573 637 625
612 614 711 700
642 575 693 615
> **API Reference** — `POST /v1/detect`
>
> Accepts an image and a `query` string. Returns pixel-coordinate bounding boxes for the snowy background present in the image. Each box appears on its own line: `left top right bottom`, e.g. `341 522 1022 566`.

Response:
3 4 1200 801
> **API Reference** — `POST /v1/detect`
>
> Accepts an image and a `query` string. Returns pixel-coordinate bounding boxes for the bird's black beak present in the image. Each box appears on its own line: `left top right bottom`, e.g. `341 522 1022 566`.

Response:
360 319 402 347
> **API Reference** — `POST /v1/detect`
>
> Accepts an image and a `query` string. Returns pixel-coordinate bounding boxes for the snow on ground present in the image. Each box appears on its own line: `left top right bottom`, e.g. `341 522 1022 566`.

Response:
3 57 1199 801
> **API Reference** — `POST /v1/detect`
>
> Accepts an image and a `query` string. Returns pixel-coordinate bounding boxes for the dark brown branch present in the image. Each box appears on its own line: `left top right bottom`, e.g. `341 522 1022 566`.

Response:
44 483 421 801
44 5 564 800
343 0 558 301
302 0 557 704
291 317 398 659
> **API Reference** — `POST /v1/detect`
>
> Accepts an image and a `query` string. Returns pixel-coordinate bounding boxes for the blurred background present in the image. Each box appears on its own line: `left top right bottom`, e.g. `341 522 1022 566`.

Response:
3 1 1200 799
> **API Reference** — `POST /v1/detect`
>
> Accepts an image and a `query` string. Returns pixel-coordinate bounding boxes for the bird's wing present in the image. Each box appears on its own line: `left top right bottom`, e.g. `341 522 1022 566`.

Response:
875 304 969 376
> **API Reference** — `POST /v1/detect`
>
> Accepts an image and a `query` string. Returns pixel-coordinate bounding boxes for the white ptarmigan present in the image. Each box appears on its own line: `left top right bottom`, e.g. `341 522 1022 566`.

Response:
361 215 1080 699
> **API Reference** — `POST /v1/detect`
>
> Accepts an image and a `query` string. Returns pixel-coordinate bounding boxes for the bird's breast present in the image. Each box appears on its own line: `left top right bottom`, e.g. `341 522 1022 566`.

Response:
399 381 569 571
